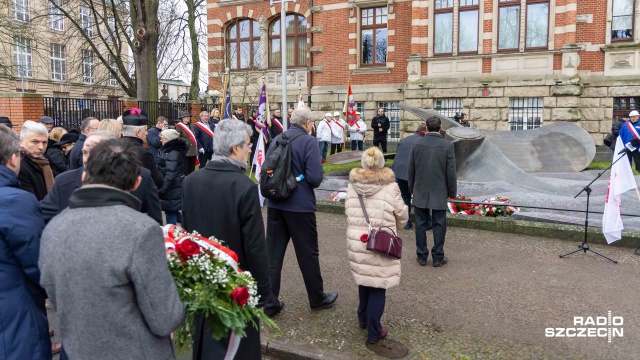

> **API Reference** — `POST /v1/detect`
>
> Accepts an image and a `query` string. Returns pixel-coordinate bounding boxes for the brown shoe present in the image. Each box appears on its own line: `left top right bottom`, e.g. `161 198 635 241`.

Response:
51 342 62 355
366 338 408 359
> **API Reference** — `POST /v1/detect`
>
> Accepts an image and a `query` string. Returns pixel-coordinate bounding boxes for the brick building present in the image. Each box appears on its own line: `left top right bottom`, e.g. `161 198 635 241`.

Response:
207 0 638 144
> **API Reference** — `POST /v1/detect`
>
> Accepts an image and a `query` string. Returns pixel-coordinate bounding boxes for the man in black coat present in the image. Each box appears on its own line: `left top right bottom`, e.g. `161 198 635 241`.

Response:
391 122 428 230
371 108 390 153
18 121 53 201
408 116 456 268
182 119 270 360
68 117 99 170
40 131 162 224
193 110 214 167
121 108 164 189
147 116 168 167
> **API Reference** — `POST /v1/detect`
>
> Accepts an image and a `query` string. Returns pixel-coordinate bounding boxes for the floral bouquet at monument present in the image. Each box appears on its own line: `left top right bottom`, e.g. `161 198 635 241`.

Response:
162 225 277 349
447 195 477 215
477 196 520 217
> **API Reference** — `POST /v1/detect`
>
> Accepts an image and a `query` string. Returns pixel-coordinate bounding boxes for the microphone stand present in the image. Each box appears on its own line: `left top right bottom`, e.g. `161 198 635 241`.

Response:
559 151 630 263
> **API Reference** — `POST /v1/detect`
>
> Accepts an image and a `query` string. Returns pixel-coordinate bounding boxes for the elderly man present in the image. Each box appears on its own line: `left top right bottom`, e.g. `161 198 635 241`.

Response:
0 125 52 360
18 120 53 201
348 112 367 151
40 115 54 133
183 119 271 359
194 110 214 167
316 113 332 163
269 108 284 139
330 111 346 155
265 106 338 317
39 139 185 360
618 110 640 171
68 116 99 169
40 131 162 224
147 116 168 167
121 108 164 189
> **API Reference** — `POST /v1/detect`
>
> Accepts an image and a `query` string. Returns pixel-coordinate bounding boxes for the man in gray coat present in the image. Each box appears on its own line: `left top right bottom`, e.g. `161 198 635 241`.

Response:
39 139 185 360
408 116 456 267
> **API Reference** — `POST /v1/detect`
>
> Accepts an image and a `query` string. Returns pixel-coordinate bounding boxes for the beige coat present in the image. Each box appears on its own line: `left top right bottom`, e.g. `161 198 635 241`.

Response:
345 167 408 289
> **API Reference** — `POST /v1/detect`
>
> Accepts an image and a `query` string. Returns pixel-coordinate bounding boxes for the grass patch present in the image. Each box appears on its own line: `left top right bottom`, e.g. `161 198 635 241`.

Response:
586 161 640 175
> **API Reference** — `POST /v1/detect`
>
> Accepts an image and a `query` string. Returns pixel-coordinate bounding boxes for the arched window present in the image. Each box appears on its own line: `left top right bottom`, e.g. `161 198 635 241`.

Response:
269 14 307 67
227 19 260 70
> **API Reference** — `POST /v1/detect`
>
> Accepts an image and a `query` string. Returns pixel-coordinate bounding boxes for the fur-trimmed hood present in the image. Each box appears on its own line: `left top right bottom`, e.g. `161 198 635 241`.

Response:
348 167 397 197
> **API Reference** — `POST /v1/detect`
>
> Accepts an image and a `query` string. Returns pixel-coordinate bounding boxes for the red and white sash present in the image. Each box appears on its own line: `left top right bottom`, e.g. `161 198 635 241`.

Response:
324 119 331 129
271 117 283 131
194 121 214 138
626 121 640 139
334 121 344 130
176 122 200 165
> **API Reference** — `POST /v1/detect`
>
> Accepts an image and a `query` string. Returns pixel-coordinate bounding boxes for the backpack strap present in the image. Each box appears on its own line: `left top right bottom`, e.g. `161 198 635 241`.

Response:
280 131 306 144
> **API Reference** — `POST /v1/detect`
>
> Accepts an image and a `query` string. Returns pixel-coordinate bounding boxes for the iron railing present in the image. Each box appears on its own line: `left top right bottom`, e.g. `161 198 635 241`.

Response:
43 97 124 129
137 101 192 127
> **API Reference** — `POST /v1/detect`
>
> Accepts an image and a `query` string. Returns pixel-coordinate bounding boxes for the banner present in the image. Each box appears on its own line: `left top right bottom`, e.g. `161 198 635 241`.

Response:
252 131 266 207
256 84 270 139
602 137 638 243
345 81 357 127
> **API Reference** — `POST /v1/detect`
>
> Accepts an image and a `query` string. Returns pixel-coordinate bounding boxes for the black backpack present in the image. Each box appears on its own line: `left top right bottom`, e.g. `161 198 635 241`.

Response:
260 132 306 200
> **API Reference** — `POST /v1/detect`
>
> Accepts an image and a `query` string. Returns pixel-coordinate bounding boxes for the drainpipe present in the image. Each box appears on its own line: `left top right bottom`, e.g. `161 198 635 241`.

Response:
307 0 313 109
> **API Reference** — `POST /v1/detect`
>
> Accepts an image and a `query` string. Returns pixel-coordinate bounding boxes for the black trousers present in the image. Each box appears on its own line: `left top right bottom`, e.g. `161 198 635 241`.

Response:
395 178 412 225
415 207 444 262
198 152 213 168
627 151 640 171
266 208 325 309
184 156 196 176
357 286 386 343
373 137 388 153
330 143 343 155
192 314 261 360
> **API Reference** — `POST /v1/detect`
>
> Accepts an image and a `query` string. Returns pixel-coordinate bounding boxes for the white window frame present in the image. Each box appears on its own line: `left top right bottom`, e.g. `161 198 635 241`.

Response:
433 98 463 118
13 0 29 22
508 97 542 130
82 49 95 84
14 36 33 78
51 44 66 81
108 55 118 87
106 16 116 43
80 6 93 37
49 0 64 30
359 6 389 66
492 0 554 53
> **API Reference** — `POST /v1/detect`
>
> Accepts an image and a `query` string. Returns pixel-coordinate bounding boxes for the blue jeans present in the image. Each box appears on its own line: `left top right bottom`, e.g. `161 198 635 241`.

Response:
165 211 182 225
318 141 329 160
351 140 363 151
357 286 386 343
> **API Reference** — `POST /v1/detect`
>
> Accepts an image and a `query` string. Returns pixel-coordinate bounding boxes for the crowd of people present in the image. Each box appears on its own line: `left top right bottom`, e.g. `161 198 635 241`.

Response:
0 105 457 360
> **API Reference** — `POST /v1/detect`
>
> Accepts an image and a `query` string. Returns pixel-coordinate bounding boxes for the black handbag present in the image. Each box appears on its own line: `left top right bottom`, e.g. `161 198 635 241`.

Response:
358 195 403 259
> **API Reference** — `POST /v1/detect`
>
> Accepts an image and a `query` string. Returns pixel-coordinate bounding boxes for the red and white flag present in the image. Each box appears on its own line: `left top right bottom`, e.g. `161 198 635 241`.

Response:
252 131 266 207
602 137 638 243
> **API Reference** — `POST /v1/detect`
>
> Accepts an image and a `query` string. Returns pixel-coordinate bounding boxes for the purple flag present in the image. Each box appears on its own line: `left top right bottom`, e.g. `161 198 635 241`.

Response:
256 84 270 138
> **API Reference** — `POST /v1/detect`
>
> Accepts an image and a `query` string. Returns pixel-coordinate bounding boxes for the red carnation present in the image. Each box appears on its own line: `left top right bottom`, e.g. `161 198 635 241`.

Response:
230 286 250 306
177 239 200 259
360 234 369 243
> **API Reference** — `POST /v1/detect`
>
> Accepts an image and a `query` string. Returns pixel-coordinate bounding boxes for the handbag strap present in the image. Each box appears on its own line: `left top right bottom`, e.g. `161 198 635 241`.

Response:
357 195 372 229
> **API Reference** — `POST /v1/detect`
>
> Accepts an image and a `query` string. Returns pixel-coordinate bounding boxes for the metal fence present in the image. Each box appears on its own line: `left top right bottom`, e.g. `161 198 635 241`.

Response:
44 97 124 129
137 101 193 127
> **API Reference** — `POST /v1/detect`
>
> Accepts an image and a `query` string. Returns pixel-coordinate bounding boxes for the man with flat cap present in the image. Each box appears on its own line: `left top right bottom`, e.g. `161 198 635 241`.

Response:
40 116 54 133
0 116 13 128
121 108 164 189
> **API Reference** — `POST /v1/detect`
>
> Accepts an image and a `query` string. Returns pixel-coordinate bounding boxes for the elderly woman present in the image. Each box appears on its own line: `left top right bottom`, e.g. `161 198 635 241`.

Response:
46 133 78 177
98 118 123 138
182 120 271 360
345 147 408 358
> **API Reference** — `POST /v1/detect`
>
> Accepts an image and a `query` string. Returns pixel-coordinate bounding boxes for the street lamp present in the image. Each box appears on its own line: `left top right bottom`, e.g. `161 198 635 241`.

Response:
207 89 222 108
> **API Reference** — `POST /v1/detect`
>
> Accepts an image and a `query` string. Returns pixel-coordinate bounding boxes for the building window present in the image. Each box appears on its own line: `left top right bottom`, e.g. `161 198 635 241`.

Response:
434 98 463 118
49 0 63 30
13 36 32 78
499 0 549 51
51 44 66 81
108 55 118 87
434 0 479 55
434 1 453 55
459 0 479 53
378 101 401 142
80 6 93 37
106 16 115 43
612 0 634 41
227 19 260 70
13 0 29 22
269 14 306 68
613 97 639 121
361 7 387 65
82 50 95 84
508 97 542 130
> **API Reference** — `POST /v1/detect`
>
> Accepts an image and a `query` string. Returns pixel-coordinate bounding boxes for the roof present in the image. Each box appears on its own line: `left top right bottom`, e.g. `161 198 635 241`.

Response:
159 79 190 87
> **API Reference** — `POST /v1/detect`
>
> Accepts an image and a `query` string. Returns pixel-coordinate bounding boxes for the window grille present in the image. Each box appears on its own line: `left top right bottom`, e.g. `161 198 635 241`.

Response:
613 97 639 121
508 97 542 130
433 98 463 119
14 36 32 78
51 44 66 81
378 101 401 142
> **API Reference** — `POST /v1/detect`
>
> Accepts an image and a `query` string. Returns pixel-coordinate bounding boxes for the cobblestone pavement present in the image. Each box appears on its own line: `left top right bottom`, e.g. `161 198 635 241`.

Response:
261 212 640 359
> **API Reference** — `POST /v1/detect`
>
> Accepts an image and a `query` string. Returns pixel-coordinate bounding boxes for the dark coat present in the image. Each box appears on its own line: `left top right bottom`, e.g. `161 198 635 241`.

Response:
408 132 457 210
193 120 214 153
18 155 48 201
175 123 198 157
391 131 425 181
371 114 390 139
39 166 163 224
0 165 51 360
46 145 68 177
122 136 164 189
266 125 323 213
182 160 271 360
611 119 626 150
269 115 284 139
146 127 163 166
158 139 187 212
68 133 86 170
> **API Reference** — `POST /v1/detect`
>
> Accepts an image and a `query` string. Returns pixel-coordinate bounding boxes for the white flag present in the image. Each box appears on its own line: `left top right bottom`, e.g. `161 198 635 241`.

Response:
602 137 638 243
252 132 266 206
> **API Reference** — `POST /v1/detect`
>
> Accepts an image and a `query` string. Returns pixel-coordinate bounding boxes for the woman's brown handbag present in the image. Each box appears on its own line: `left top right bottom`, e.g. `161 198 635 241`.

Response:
358 195 403 259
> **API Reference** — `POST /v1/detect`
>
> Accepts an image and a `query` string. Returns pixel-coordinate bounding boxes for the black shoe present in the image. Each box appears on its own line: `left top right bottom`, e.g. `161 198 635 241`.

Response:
310 292 338 311
265 300 285 318
404 222 412 230
426 225 433 231
433 257 448 268
417 259 427 266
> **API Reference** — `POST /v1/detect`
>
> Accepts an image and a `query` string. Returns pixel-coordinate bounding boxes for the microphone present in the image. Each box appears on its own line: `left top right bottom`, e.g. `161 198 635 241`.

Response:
619 142 637 155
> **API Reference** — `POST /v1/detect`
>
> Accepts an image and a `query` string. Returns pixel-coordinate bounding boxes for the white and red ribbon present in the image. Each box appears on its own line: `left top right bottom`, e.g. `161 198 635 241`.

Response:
176 122 200 166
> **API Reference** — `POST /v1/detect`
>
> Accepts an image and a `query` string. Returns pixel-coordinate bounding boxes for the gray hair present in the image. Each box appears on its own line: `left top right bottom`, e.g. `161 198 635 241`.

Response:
213 119 251 157
200 110 209 117
121 125 146 137
0 125 19 165
80 116 98 132
19 120 48 140
290 106 312 125
87 130 117 140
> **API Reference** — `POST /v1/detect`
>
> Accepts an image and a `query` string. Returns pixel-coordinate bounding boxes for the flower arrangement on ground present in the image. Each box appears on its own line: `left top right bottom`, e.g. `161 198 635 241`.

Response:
477 196 520 217
447 195 477 215
162 225 277 348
